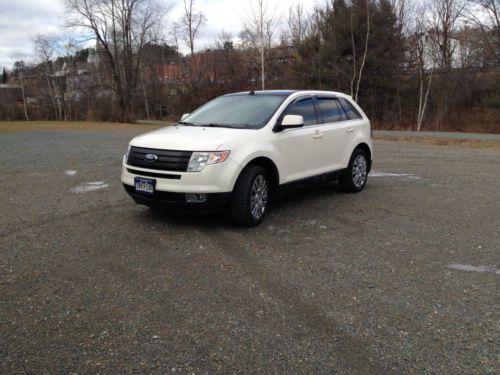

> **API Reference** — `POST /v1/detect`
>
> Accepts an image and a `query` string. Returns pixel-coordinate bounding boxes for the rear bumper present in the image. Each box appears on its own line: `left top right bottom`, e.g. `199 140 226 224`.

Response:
123 184 231 213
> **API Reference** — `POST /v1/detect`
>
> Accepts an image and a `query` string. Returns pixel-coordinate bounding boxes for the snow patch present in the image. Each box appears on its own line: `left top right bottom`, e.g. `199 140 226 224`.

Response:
369 171 421 179
446 264 500 275
71 181 109 193
369 171 415 177
65 170 77 176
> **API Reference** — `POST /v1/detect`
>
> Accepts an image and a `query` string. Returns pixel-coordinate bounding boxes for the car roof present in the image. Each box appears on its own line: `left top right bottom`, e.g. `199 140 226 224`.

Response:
225 90 297 97
225 90 351 99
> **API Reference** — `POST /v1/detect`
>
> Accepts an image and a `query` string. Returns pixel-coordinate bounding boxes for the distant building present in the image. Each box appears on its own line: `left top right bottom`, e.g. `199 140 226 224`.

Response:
0 83 23 105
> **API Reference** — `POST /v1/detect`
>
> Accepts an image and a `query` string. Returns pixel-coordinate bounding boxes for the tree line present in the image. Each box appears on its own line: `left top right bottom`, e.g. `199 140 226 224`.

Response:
1 0 499 132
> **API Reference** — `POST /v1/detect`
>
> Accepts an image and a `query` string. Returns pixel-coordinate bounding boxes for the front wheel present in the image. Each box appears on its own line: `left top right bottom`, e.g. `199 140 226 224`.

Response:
230 166 269 227
339 149 369 193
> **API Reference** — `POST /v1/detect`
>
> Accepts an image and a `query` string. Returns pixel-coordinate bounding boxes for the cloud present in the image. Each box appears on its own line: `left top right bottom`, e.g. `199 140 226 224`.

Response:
0 0 63 68
0 0 317 69
170 0 317 53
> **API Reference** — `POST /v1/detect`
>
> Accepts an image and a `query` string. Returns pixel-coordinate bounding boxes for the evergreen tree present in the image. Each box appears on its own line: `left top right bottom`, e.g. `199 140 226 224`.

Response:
292 0 403 122
1 68 7 84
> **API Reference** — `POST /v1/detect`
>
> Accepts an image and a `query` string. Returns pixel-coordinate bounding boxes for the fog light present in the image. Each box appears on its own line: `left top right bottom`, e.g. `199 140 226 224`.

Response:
185 193 207 203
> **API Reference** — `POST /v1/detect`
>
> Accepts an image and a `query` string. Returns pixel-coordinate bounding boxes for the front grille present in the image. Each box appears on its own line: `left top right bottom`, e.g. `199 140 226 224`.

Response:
126 168 181 180
127 146 192 172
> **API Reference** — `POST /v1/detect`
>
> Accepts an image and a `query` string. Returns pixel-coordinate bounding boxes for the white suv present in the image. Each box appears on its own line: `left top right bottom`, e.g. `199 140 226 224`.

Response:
122 90 372 226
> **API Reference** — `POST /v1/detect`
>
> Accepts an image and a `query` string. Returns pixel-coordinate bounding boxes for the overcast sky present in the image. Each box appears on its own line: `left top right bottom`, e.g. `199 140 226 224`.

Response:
0 0 319 70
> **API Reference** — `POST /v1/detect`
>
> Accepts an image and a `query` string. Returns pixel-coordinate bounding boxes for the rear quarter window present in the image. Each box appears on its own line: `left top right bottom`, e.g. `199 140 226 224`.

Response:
338 98 363 120
316 98 347 123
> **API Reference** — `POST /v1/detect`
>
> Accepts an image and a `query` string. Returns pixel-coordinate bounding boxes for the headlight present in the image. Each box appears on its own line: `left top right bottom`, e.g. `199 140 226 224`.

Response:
188 151 230 172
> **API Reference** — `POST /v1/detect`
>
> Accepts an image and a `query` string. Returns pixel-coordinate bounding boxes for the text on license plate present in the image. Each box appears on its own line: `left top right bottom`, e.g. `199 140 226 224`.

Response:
134 177 155 194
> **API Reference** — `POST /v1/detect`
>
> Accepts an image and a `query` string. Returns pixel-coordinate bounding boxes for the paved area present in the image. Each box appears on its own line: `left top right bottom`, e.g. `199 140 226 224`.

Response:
374 130 500 141
0 126 499 374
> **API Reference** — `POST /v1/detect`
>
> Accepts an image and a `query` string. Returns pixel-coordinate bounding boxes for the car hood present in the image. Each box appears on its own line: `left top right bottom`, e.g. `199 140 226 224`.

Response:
130 125 254 151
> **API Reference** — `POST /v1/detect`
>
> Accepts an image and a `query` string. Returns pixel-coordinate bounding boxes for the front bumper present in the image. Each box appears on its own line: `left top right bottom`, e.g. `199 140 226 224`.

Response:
121 156 240 212
123 184 231 213
121 156 241 193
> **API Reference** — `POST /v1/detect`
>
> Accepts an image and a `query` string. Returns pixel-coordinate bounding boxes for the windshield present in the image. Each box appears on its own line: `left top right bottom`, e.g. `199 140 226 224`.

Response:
181 94 287 129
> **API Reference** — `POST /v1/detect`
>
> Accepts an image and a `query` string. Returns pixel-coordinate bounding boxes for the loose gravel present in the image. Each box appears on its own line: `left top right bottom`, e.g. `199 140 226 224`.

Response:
0 127 498 374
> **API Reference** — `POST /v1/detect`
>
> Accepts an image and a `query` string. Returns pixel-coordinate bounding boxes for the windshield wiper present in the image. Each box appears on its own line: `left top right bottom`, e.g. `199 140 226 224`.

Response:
178 121 195 126
201 123 234 128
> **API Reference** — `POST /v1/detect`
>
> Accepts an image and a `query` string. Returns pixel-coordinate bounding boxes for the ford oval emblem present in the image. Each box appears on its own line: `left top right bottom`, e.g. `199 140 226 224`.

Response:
144 153 158 162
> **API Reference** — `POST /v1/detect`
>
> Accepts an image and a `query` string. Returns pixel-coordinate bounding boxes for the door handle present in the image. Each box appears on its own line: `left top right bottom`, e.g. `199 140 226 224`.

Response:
346 127 354 133
313 130 323 139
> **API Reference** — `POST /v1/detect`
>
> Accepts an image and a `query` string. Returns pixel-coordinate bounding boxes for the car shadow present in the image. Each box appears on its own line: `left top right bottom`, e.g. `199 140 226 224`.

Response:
137 181 351 229
271 180 346 210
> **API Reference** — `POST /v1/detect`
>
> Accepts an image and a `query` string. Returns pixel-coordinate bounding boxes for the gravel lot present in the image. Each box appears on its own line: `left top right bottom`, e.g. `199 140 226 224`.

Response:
0 126 498 374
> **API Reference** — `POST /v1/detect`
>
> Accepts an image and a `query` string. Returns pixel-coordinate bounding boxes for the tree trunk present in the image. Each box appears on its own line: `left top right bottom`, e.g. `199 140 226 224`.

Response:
18 73 29 121
260 1 265 90
355 0 370 102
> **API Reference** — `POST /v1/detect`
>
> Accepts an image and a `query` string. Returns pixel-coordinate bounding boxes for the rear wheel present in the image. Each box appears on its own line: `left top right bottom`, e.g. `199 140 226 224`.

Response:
230 166 269 227
340 148 369 193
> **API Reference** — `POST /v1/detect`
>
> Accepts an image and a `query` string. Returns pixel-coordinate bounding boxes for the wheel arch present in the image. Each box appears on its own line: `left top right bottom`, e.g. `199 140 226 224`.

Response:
237 157 280 192
354 142 372 172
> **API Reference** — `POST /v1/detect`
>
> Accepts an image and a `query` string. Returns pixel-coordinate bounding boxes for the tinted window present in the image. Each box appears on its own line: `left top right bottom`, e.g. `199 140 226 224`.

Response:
338 98 363 120
316 98 347 123
285 98 317 126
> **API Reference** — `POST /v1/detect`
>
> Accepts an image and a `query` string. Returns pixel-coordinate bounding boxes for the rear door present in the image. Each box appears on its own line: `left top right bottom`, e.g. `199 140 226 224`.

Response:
315 97 355 171
276 97 326 183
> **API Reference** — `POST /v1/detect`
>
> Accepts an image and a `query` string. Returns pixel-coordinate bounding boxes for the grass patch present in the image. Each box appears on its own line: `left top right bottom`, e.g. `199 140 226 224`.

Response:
0 121 171 133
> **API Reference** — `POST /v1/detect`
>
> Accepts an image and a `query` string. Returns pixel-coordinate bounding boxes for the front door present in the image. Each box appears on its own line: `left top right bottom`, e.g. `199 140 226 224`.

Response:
277 97 326 183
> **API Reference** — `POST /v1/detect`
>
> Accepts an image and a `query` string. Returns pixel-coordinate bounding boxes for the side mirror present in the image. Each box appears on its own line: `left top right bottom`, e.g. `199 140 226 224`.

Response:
181 113 190 121
281 114 304 129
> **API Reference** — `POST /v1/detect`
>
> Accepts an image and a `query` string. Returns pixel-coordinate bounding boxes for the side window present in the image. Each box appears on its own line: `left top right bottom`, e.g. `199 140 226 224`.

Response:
316 98 347 123
284 98 318 126
338 97 363 120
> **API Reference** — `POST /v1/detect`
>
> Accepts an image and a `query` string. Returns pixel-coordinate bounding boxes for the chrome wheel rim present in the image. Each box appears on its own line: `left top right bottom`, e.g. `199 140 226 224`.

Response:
250 175 268 220
352 154 367 188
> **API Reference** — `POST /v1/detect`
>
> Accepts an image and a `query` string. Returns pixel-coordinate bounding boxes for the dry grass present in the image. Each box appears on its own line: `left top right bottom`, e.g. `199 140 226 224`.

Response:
0 121 170 134
2 121 498 150
374 136 500 150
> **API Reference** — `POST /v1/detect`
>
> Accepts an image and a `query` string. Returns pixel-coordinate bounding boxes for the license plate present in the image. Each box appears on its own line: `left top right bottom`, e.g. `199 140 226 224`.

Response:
134 177 155 195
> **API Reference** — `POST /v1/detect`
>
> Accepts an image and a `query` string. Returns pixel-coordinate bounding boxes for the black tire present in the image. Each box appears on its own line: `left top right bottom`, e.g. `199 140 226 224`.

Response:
339 148 369 193
230 165 269 227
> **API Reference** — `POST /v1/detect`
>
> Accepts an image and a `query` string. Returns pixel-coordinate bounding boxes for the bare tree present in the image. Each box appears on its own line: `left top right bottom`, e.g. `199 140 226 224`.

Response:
287 3 308 45
178 0 206 56
409 8 434 131
33 34 61 120
466 0 500 61
428 0 469 70
12 59 29 121
350 0 371 102
427 0 468 128
391 0 414 36
213 30 241 85
215 30 234 50
391 0 415 124
241 0 277 90
64 0 169 121
170 23 182 54
60 37 79 121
